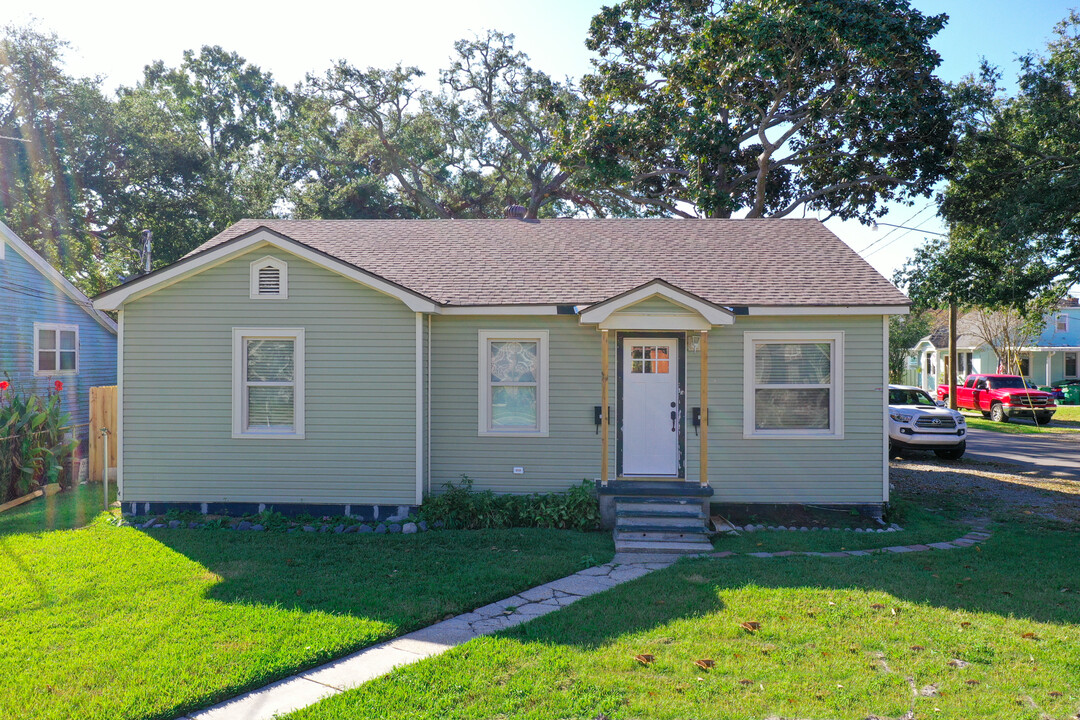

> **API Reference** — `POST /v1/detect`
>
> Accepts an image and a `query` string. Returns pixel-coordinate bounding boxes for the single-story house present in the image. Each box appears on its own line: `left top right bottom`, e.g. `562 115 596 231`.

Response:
907 300 1080 391
0 221 117 445
93 219 908 545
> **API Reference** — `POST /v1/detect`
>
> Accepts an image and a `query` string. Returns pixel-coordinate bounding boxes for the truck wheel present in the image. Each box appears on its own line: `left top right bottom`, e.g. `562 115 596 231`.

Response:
1036 413 1053 425
990 403 1009 423
980 410 992 418
934 441 966 460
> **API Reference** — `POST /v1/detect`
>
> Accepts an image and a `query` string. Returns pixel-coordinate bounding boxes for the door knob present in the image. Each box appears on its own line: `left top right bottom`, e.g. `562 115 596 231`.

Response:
670 410 677 432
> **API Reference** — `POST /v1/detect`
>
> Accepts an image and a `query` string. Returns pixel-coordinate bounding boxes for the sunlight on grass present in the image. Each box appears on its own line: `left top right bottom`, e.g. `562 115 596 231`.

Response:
0 493 613 720
288 526 1080 720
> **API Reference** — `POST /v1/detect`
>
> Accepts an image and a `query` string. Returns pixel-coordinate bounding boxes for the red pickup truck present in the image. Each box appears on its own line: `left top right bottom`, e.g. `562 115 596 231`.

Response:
937 374 1056 424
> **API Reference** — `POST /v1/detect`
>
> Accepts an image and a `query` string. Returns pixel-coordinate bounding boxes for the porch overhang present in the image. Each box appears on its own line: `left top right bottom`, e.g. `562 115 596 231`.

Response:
578 279 735 330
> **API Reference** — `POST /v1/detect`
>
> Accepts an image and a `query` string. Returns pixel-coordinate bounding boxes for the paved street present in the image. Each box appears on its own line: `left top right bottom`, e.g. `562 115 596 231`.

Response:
964 427 1080 479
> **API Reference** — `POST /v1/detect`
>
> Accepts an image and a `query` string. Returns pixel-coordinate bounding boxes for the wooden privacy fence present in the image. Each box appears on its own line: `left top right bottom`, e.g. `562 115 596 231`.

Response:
89 385 118 482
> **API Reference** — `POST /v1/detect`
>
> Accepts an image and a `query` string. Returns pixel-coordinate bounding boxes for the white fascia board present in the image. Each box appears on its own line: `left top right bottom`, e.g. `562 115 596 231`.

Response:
440 305 561 315
747 305 910 316
580 281 734 326
1020 346 1080 352
94 229 438 313
0 220 118 334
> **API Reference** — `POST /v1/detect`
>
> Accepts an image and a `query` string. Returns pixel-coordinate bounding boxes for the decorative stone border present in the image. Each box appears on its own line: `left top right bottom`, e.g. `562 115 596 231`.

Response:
732 522 904 534
710 523 992 560
126 517 434 535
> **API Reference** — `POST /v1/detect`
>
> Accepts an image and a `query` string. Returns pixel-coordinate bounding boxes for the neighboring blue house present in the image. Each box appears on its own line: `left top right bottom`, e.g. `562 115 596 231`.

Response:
908 299 1080 391
0 221 117 444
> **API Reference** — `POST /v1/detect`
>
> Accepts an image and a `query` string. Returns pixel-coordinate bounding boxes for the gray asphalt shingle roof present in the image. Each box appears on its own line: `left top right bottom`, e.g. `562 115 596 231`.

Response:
194 218 909 308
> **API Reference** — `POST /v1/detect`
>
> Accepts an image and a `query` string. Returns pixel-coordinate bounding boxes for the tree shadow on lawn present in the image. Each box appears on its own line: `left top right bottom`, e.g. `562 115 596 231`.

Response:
511 520 1079 655
150 527 614 629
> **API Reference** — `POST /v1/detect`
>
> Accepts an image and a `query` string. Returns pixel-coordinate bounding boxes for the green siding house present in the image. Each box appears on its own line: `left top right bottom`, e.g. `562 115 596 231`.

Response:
93 219 908 542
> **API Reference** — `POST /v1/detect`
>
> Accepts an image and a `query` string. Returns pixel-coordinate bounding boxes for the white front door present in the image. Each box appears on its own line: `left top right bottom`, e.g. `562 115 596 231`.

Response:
621 337 680 476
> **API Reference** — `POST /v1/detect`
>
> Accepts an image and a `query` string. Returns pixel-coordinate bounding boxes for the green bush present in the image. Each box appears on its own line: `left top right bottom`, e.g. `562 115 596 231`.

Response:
420 476 601 531
0 380 77 502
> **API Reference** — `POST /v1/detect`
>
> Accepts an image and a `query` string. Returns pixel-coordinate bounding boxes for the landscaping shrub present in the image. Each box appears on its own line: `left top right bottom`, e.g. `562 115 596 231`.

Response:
420 476 601 531
0 379 77 502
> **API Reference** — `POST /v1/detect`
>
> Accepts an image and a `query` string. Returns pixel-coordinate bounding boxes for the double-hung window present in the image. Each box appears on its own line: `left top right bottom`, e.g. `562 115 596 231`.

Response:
1056 313 1069 333
478 330 549 436
35 323 78 375
232 328 305 439
743 331 844 438
1066 352 1078 378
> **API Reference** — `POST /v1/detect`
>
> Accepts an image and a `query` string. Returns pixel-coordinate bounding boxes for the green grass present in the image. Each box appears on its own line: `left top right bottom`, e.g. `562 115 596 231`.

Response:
0 488 613 720
0 482 115 536
713 500 969 553
288 517 1080 720
963 404 1080 434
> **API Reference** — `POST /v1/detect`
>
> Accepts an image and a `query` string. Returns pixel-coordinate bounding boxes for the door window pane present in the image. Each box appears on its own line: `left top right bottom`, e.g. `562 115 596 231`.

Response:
1066 353 1077 378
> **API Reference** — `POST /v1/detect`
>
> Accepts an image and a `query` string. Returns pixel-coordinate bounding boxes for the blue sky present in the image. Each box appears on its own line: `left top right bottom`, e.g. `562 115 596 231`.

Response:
4 0 1074 280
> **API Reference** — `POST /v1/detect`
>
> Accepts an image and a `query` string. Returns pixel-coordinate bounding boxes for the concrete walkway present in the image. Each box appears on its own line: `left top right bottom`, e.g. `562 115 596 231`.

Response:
181 555 676 720
180 524 994 720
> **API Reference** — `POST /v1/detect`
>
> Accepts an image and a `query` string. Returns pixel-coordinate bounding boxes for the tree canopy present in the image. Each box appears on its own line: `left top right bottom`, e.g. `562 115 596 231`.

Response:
572 0 953 220
899 12 1080 311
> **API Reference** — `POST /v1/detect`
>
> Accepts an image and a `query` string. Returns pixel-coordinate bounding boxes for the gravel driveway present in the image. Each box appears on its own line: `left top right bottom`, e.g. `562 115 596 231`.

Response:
963 427 1080 479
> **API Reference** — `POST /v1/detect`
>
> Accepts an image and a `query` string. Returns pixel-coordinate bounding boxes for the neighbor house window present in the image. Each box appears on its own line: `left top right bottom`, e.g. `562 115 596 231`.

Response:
1056 313 1068 332
1019 353 1032 377
743 331 844 439
478 330 549 436
232 328 305 438
34 324 78 375
249 256 288 299
1066 352 1078 378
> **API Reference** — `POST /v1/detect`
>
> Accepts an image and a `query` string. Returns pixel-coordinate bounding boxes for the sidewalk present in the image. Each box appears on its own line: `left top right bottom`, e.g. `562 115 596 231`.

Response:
181 554 677 720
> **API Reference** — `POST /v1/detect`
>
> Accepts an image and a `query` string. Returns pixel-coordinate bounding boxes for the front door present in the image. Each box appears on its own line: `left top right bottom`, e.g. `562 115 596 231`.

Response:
621 337 681 476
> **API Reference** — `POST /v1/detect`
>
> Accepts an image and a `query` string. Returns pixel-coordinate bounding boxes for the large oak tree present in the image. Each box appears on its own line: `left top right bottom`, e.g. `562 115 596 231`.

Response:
572 0 953 220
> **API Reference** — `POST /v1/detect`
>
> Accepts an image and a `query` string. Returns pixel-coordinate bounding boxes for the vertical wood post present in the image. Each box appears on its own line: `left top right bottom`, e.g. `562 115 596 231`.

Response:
699 330 709 487
948 303 958 410
600 329 610 487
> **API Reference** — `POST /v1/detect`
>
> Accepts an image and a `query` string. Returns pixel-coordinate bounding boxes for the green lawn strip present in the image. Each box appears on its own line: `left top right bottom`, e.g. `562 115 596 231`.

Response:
963 405 1080 435
0 523 612 720
713 500 968 553
287 522 1080 720
0 482 114 536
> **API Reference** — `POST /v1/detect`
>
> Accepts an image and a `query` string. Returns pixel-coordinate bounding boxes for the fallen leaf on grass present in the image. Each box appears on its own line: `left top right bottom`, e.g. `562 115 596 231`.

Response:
738 678 753 686
1021 632 1040 641
960 621 972 628
910 645 925 652
634 654 655 665
965 679 980 687
694 659 715 671
891 607 902 616
1049 691 1063 697
871 603 886 610
741 621 761 633
947 659 971 668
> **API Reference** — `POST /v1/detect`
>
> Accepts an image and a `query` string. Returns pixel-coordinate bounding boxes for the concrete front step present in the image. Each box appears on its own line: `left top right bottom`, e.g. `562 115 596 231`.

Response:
615 499 706 515
616 515 706 529
616 507 706 519
615 529 709 543
615 523 707 536
615 538 714 554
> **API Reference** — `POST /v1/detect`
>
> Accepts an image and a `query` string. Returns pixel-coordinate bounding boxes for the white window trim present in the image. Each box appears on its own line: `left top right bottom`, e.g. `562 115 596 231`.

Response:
232 327 305 439
249 255 289 299
743 330 845 440
33 323 80 376
478 329 549 437
1056 313 1069 332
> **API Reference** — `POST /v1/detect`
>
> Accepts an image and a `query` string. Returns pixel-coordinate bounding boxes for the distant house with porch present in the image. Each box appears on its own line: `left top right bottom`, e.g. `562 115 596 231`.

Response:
0 221 117 444
907 298 1080 391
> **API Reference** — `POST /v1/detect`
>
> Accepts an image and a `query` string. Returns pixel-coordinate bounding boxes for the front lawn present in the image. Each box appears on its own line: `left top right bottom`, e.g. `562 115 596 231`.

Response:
963 404 1080 434
0 490 613 720
287 465 1080 720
